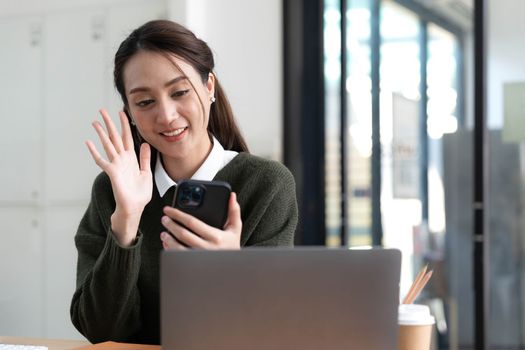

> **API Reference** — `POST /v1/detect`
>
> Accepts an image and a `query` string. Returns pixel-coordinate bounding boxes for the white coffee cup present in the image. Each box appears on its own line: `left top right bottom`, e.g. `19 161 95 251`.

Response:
397 304 435 350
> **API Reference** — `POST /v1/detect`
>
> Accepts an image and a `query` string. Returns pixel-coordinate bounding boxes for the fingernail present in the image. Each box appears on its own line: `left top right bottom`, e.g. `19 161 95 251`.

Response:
161 216 169 223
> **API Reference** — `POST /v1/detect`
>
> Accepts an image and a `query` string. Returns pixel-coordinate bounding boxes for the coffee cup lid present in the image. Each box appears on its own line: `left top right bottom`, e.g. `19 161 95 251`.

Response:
398 304 435 325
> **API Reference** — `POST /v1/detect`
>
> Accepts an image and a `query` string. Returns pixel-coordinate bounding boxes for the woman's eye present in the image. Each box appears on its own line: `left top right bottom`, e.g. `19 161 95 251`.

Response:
136 99 154 107
172 89 190 98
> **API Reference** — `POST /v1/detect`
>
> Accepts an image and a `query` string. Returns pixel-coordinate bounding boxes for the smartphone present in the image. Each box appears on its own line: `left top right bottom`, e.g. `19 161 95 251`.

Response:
172 179 232 229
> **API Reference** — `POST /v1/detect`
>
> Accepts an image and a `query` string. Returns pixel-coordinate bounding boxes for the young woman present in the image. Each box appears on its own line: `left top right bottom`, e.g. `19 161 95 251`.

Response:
70 20 298 345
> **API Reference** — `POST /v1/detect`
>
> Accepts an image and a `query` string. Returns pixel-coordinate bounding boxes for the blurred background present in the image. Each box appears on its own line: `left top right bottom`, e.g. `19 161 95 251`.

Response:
1 0 524 349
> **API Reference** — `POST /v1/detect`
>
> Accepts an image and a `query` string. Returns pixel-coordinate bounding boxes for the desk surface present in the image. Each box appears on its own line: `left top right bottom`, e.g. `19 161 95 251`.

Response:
0 337 160 350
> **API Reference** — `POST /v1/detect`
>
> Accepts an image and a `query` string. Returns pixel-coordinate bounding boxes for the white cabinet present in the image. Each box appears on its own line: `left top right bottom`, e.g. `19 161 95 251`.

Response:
0 17 43 202
43 10 107 204
0 207 44 337
0 0 166 339
43 3 166 204
43 206 85 339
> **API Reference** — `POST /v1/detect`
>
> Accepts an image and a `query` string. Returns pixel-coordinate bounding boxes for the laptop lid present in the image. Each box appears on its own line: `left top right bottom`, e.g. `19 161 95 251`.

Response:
161 248 401 350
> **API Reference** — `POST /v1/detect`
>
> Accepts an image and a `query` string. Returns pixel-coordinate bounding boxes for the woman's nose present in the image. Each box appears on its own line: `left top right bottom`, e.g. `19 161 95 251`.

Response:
156 97 178 124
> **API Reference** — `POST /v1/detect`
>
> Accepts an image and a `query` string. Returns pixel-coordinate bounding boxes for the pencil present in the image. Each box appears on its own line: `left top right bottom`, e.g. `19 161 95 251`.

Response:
402 264 427 304
405 270 433 304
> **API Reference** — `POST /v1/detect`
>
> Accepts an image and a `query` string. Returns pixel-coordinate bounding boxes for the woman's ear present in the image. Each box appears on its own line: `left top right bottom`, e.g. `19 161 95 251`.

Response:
124 107 136 125
206 72 216 98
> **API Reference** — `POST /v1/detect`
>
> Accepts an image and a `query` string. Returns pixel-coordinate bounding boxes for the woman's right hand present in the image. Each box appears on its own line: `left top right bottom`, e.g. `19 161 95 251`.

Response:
86 109 153 246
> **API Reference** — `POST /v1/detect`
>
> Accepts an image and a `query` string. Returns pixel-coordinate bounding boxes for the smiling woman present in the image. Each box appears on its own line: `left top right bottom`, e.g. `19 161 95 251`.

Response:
124 51 215 180
70 19 298 345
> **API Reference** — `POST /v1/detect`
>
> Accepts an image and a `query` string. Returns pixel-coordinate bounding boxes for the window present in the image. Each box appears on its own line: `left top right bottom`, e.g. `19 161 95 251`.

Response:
323 1 468 347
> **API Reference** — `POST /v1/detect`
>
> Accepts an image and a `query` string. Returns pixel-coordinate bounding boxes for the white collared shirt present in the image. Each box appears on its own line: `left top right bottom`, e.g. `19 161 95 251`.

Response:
155 136 239 197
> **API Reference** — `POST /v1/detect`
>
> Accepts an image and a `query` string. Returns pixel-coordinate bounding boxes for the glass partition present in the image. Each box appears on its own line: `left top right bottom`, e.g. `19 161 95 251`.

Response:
487 0 525 347
325 0 373 247
323 0 473 347
379 0 422 302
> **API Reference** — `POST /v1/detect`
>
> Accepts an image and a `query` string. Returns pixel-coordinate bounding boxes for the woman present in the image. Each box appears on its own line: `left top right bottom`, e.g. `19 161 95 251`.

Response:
70 20 298 344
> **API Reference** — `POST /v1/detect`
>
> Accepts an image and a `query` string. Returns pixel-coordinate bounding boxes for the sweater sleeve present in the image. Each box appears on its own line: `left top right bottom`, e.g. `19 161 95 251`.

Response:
243 162 298 247
70 173 143 343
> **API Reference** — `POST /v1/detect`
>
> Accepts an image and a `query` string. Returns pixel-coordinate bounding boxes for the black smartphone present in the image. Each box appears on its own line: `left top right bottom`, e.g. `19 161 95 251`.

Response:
172 179 232 229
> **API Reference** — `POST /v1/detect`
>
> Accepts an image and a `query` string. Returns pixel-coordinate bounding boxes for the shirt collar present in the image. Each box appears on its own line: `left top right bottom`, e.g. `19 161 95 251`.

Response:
155 136 238 197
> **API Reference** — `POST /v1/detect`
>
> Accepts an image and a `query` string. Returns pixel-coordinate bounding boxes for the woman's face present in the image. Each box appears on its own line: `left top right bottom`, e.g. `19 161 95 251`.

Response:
123 50 214 163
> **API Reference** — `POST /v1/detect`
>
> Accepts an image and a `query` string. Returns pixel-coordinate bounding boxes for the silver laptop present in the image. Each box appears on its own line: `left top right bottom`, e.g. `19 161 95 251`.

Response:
160 248 401 350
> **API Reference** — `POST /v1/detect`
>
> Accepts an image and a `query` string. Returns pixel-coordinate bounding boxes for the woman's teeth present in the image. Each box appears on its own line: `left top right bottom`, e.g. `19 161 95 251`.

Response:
162 127 186 137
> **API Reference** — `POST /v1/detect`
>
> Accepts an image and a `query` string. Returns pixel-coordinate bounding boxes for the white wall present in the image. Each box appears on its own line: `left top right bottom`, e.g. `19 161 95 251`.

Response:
169 0 283 159
0 0 282 340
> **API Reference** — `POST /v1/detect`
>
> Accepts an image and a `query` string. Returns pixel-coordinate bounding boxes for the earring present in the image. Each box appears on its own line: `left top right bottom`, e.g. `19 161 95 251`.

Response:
131 119 136 126
210 96 216 103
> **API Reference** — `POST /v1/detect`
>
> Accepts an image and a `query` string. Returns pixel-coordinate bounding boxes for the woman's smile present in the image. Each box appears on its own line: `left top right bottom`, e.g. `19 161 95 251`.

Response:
160 126 188 142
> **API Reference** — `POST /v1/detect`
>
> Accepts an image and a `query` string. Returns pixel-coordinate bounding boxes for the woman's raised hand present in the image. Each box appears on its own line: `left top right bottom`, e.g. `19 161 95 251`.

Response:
86 109 153 246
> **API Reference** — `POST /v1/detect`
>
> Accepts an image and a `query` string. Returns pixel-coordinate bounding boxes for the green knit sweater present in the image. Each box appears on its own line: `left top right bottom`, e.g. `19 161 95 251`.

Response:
70 153 298 344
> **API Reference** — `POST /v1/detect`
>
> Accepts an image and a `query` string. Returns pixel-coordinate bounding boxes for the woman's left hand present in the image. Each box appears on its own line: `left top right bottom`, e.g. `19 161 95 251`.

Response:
160 192 242 250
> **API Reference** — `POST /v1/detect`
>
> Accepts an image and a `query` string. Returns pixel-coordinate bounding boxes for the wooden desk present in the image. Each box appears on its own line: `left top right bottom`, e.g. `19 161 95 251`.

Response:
0 336 89 350
0 337 160 350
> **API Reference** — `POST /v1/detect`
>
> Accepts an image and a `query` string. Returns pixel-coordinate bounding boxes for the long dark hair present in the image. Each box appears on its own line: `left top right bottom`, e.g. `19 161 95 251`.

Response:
114 19 249 156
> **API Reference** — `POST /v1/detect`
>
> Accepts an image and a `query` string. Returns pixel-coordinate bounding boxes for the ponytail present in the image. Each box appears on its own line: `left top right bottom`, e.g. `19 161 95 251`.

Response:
208 77 249 153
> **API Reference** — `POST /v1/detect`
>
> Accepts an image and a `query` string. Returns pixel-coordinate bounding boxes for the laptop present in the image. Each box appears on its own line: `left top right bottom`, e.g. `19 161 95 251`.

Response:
160 248 401 350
